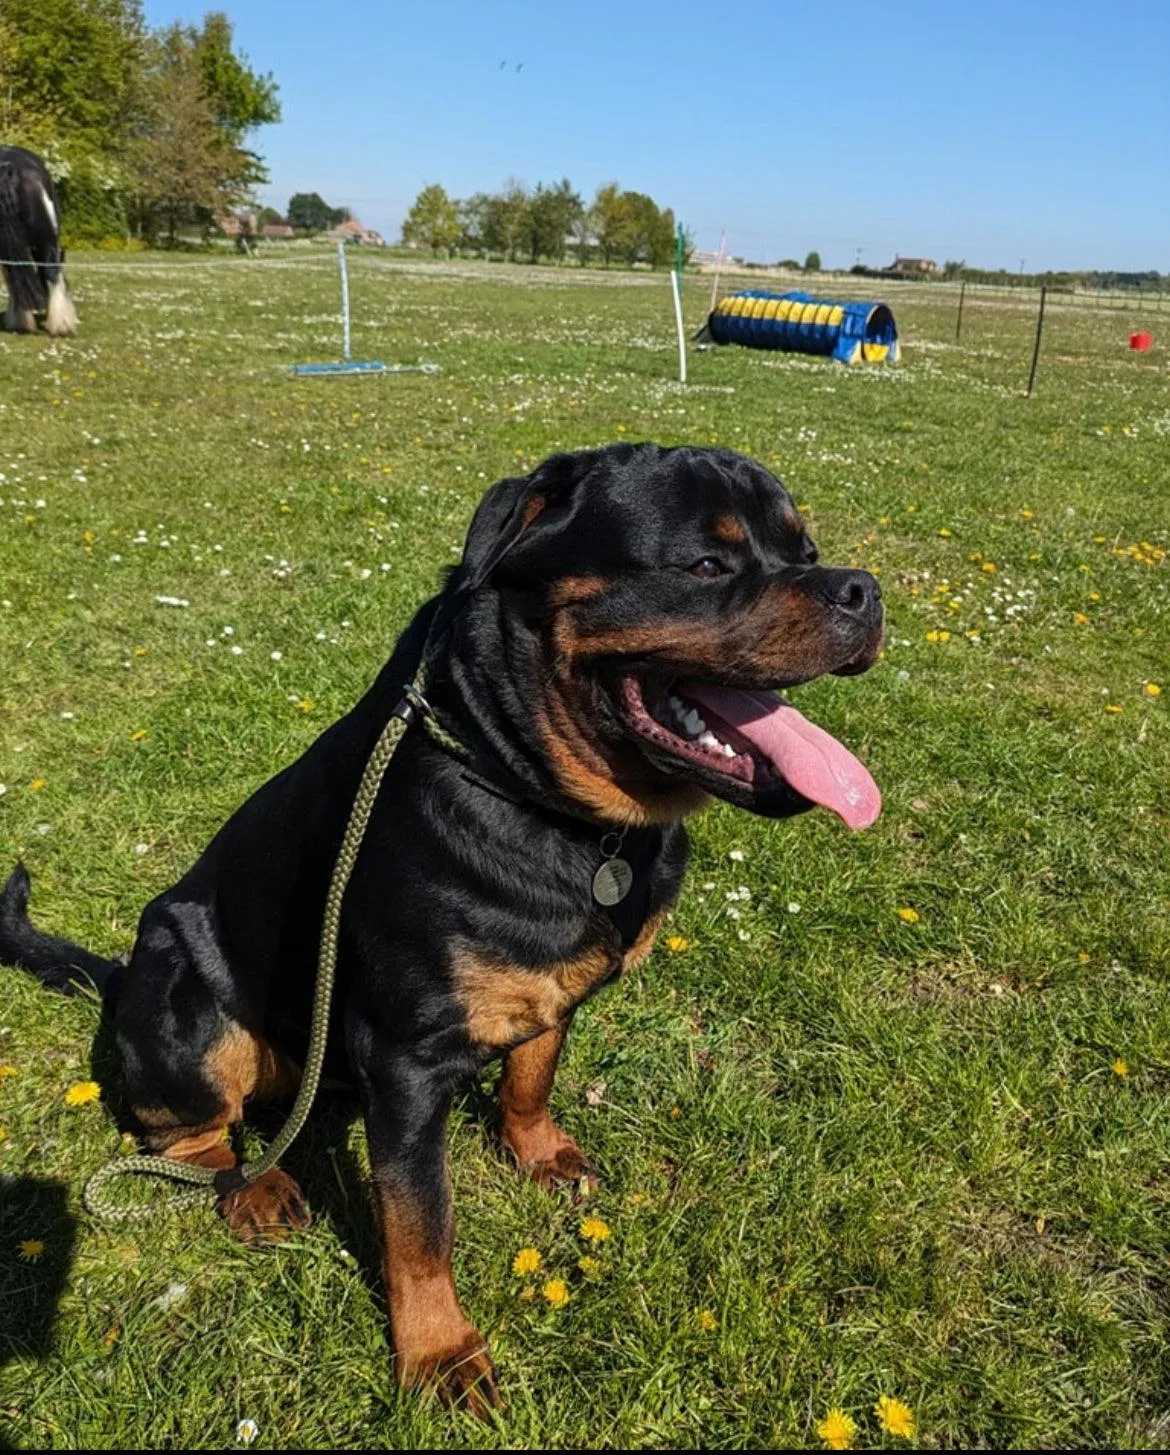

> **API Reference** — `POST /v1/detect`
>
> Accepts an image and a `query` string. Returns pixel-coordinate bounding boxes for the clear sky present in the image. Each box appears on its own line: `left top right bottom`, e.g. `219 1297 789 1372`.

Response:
145 0 1168 272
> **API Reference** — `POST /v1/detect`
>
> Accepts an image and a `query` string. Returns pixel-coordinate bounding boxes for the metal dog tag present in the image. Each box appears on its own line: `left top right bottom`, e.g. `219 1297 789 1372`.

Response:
592 857 634 907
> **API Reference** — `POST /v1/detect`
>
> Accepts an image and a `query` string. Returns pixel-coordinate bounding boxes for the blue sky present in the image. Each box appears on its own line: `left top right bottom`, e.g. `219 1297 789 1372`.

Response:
145 0 1168 271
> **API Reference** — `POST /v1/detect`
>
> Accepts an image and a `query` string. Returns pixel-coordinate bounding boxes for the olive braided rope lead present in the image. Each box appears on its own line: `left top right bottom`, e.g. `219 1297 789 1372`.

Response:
84 677 425 1223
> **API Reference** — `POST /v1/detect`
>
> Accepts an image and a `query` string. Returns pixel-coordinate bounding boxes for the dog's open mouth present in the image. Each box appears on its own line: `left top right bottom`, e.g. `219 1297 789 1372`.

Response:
617 674 881 829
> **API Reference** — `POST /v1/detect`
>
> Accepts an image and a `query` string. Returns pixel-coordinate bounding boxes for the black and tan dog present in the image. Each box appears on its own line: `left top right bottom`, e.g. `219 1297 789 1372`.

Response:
0 443 882 1413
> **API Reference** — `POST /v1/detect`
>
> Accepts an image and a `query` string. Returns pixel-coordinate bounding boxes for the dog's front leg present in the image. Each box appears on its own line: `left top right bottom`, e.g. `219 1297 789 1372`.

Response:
499 1018 599 1191
359 1047 501 1417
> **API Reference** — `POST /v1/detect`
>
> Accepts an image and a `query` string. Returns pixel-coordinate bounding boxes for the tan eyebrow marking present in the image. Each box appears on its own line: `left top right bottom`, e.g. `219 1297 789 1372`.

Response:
714 514 747 543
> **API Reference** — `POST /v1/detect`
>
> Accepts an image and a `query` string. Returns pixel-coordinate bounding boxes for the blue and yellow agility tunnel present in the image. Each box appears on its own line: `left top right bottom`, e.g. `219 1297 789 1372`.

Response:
706 290 899 364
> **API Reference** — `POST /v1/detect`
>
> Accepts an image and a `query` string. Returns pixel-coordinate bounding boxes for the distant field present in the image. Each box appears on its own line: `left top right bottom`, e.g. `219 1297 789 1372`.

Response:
1 254 1167 1450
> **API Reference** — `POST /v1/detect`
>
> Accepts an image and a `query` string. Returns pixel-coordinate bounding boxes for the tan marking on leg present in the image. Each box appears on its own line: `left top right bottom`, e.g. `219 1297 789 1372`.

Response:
376 1181 499 1416
204 1020 301 1118
499 1022 599 1191
135 1021 308 1244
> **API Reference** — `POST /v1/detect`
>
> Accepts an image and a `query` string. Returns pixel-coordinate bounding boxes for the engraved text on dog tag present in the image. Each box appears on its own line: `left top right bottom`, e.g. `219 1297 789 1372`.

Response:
592 857 634 907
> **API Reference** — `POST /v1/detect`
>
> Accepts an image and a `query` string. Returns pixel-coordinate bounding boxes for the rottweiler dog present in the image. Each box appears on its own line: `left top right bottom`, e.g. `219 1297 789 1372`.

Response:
0 443 882 1414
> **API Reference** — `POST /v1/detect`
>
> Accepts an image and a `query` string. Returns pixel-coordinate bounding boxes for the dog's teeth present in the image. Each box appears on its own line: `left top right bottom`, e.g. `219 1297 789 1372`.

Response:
721 742 736 758
698 730 721 751
682 710 705 737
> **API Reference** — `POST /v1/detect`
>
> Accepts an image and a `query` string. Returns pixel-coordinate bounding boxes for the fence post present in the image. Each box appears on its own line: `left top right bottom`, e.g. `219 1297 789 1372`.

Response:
955 280 966 342
1026 285 1047 396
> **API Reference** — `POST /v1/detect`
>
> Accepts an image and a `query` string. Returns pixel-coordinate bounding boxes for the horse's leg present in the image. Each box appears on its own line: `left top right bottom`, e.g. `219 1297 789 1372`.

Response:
2 267 35 333
35 184 76 337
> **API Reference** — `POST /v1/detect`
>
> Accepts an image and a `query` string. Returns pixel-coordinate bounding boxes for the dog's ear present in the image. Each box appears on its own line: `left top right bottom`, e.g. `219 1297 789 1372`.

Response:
458 451 594 591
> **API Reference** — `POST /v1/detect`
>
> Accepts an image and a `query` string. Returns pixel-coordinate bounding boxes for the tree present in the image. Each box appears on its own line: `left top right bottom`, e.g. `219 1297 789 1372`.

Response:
401 183 460 253
458 192 493 254
592 182 630 267
525 179 582 263
287 191 345 232
472 180 529 260
190 11 280 187
130 32 238 242
942 258 966 279
0 0 146 161
803 250 821 271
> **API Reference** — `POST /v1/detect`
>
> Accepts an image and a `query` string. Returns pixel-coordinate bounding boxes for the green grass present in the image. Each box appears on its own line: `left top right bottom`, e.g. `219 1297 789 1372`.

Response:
1 254 1167 1450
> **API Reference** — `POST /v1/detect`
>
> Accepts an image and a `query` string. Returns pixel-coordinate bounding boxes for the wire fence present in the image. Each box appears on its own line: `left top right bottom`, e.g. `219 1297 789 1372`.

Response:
1 247 1165 316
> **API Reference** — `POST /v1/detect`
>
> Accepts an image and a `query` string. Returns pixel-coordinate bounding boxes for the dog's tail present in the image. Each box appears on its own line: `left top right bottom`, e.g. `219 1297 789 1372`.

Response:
0 160 45 314
0 864 121 999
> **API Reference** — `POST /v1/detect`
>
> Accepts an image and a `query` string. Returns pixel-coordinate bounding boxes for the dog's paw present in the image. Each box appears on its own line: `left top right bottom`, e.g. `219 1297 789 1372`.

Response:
402 1336 502 1420
522 1140 601 1193
217 1167 310 1245
503 1112 601 1193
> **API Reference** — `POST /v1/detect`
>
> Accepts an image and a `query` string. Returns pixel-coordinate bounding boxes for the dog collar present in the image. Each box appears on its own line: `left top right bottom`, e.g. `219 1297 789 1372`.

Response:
397 677 661 951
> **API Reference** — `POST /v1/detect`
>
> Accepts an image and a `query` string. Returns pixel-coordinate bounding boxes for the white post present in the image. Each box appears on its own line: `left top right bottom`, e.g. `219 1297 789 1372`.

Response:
670 269 687 386
708 229 727 314
337 242 351 362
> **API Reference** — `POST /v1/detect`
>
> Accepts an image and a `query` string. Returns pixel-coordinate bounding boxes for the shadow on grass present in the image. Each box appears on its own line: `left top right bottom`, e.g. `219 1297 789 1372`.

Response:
0 1175 76 1451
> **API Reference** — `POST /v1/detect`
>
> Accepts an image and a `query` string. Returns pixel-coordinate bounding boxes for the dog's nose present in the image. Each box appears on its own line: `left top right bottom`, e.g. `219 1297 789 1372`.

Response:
820 568 882 620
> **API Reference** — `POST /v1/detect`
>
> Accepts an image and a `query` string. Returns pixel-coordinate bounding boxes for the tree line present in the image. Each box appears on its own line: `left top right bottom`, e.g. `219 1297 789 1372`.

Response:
401 181 690 268
0 0 279 243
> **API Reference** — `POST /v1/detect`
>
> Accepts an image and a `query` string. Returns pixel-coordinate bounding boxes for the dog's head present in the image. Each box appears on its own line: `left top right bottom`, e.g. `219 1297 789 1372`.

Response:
449 443 883 828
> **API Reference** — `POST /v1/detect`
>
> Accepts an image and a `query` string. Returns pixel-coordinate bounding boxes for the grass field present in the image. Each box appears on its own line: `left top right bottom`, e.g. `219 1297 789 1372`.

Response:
1 254 1167 1450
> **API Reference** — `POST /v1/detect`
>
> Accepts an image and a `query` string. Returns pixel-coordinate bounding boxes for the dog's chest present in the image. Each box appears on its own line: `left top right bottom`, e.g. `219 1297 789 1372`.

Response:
452 925 661 1050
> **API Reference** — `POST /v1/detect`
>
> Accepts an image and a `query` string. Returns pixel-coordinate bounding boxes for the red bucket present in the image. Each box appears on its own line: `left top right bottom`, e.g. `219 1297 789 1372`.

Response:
1129 332 1153 351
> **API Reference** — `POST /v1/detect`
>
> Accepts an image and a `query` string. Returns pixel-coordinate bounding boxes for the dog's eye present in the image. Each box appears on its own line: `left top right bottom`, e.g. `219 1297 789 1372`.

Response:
689 557 727 579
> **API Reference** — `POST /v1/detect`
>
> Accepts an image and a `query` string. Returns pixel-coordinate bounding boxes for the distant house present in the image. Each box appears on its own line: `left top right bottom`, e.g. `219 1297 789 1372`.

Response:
216 209 258 238
888 256 940 278
323 216 385 247
261 219 296 240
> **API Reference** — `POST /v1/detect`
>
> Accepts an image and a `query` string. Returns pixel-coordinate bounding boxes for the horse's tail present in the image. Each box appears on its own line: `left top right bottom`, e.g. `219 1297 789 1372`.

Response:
0 159 46 314
0 864 121 1000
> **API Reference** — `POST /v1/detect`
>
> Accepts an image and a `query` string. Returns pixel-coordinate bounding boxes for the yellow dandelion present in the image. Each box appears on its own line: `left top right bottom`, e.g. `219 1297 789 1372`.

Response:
1020 508 1035 519
981 561 997 574
18 1240 45 1263
296 699 316 713
64 1080 101 1106
937 527 952 538
29 778 46 791
0 1065 17 1079
1073 613 1089 625
0 1127 7 1143
577 1255 602 1277
1088 591 1100 601
1077 952 1091 964
1104 704 1123 715
512 1247 542 1276
130 728 148 742
541 1278 570 1308
694 1307 717 1333
1144 682 1160 698
816 1407 857 1450
874 1395 916 1439
133 646 147 657
1112 1058 1129 1077
897 907 920 924
579 1216 610 1244
666 934 689 952
102 1325 121 1349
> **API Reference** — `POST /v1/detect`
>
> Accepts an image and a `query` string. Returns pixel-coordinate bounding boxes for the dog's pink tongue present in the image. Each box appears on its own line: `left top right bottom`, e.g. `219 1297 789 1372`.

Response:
683 684 882 829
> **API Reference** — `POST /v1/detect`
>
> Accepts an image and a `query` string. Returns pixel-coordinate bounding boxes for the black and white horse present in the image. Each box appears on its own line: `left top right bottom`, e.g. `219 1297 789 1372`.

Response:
0 146 78 336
